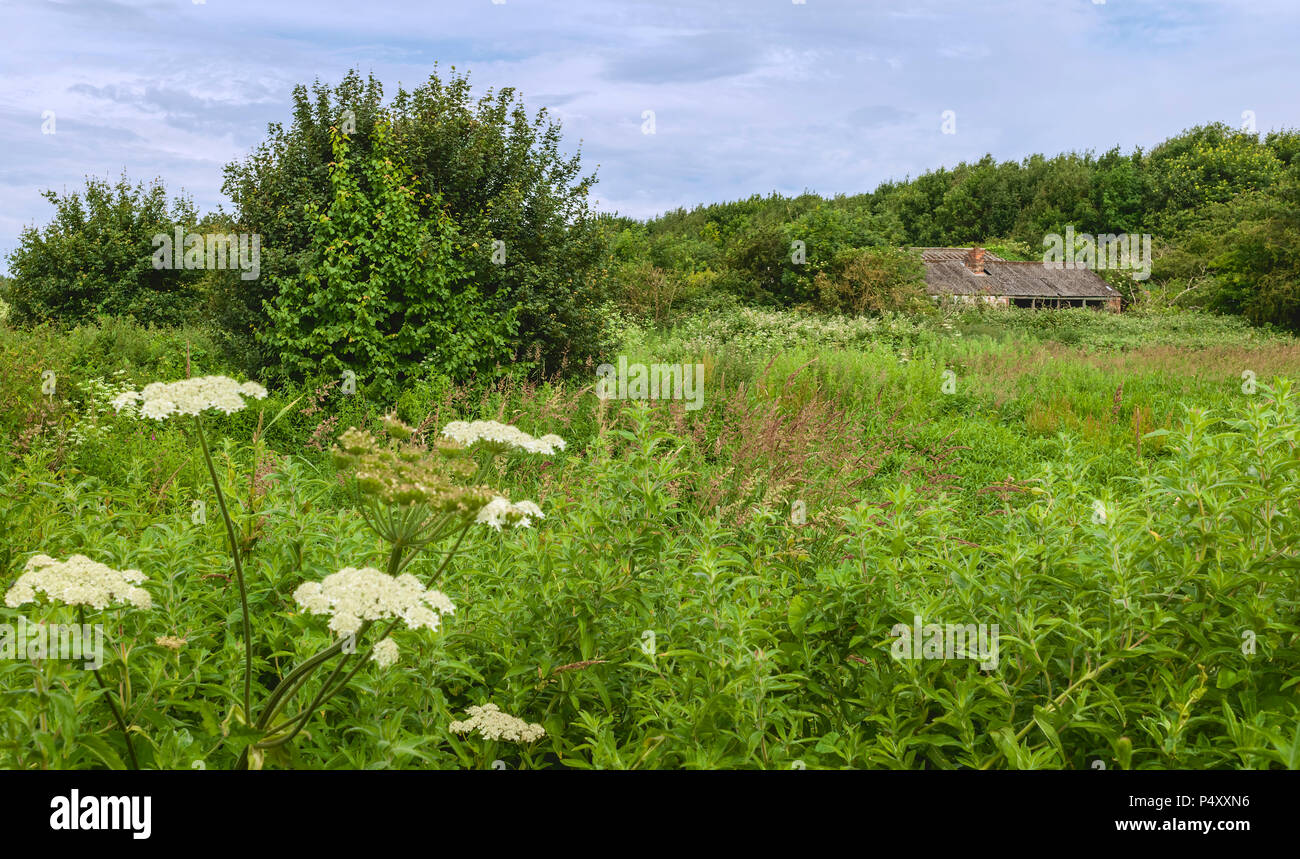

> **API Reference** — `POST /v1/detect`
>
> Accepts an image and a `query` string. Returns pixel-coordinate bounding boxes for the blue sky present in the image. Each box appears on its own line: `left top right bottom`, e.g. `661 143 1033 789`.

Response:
1 0 1296 272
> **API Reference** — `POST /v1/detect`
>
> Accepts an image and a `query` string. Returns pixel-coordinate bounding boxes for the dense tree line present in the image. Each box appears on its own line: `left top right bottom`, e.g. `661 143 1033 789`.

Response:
4 68 609 389
617 122 1300 323
4 101 1298 390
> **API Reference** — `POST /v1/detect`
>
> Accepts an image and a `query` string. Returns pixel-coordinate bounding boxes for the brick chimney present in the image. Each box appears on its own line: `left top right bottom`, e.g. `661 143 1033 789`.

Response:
965 245 987 275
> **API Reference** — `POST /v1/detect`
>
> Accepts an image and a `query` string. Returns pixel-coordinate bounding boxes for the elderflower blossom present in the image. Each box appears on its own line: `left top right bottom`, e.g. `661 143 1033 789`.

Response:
5 554 151 611
449 703 546 743
441 420 566 455
292 566 455 643
111 375 268 421
475 496 545 530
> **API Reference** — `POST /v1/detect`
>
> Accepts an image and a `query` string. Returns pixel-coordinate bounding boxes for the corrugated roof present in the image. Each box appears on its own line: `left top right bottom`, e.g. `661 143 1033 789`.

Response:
913 247 1006 262
924 259 1120 299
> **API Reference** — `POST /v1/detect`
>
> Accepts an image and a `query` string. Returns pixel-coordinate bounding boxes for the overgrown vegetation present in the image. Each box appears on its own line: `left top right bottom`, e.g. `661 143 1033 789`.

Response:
2 69 1298 769
606 122 1300 325
2 310 1298 769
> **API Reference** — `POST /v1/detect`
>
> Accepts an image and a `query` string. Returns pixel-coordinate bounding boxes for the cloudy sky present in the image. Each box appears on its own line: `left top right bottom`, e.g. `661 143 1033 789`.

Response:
1 0 1296 271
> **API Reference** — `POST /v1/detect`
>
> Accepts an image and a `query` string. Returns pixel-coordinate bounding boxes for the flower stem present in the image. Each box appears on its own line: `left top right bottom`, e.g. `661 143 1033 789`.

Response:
255 636 350 731
81 607 139 769
258 620 401 748
195 415 254 719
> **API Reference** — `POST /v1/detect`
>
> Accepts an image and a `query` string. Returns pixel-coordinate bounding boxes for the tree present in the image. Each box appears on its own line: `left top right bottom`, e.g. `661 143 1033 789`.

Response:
223 67 604 376
1145 123 1283 228
5 174 198 326
263 120 515 399
1207 166 1300 329
813 246 928 315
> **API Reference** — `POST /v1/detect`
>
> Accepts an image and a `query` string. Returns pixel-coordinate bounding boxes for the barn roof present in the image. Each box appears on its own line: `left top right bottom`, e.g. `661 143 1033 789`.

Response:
920 251 1121 299
914 247 1006 263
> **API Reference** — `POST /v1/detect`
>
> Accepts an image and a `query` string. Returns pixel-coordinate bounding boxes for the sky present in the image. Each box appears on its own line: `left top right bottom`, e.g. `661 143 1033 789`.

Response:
0 0 1297 272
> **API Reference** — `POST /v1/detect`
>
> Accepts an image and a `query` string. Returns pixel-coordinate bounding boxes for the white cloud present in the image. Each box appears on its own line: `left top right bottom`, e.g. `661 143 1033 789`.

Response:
0 0 1296 269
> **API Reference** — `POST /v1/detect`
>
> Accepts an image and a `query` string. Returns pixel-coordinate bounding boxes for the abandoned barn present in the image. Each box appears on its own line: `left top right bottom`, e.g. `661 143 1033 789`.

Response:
918 247 1123 311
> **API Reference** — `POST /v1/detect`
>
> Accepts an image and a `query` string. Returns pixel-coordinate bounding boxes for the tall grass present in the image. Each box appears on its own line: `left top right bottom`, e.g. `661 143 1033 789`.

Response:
2 310 1299 769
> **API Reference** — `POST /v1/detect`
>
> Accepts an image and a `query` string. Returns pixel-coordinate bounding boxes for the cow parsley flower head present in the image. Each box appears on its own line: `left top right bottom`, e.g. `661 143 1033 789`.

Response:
112 375 268 421
449 703 546 743
372 637 400 668
332 426 494 514
111 390 143 414
5 554 151 611
292 567 455 657
476 496 545 530
441 420 565 455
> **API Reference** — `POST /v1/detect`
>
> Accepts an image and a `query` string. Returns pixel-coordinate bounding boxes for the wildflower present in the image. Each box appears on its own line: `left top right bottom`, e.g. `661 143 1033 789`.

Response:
372 637 400 668
475 496 545 530
441 420 566 455
110 390 142 414
5 554 151 610
112 375 268 421
449 703 545 743
292 566 456 649
237 381 267 400
332 426 495 513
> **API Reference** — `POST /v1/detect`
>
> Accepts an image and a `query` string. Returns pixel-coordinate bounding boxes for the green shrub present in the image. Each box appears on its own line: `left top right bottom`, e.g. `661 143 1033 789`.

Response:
812 246 929 315
4 174 200 327
223 67 607 376
262 121 516 400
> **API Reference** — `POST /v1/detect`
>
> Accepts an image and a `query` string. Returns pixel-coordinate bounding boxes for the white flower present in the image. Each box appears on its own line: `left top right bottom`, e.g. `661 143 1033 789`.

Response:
141 398 177 420
425 590 456 616
292 567 456 655
475 497 512 530
511 500 544 527
113 375 268 420
372 638 399 668
293 582 331 614
5 554 151 611
441 420 565 455
329 612 363 637
110 391 142 414
449 703 545 743
538 434 567 451
475 496 545 530
237 381 268 400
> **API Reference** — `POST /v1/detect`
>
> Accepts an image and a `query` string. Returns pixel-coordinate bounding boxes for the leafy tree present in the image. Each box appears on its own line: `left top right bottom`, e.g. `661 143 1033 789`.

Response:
934 155 1024 243
223 67 604 376
263 121 515 399
1014 154 1099 242
1146 123 1283 227
812 246 928 315
1206 166 1300 328
1089 147 1149 235
1265 128 1300 167
5 174 198 326
721 221 798 305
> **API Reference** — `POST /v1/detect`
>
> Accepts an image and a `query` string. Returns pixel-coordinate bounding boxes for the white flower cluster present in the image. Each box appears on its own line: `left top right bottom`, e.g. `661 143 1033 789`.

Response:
441 420 566 455
112 375 268 420
68 372 136 448
371 637 400 668
5 554 151 610
475 496 545 530
292 567 456 660
449 703 546 744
